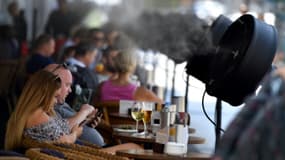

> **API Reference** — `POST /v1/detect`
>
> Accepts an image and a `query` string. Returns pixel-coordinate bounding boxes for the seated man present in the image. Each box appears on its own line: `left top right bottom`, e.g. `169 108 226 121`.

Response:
44 63 105 146
65 41 99 109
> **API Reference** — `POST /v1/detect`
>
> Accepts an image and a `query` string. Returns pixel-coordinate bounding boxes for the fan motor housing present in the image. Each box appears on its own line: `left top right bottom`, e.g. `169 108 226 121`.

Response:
206 14 277 106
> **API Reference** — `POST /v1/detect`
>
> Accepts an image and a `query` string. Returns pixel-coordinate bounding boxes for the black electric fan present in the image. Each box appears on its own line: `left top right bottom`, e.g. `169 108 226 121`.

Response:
186 14 277 106
185 14 277 149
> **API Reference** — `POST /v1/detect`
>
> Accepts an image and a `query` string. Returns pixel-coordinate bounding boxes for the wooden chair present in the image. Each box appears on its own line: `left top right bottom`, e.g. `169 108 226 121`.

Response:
25 148 61 160
0 157 29 160
95 100 120 125
0 149 29 160
94 100 123 145
22 138 128 160
95 101 136 125
96 120 116 145
95 101 138 145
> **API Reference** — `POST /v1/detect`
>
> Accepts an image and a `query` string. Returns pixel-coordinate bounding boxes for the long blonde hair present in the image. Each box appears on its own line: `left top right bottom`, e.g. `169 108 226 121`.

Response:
5 70 61 150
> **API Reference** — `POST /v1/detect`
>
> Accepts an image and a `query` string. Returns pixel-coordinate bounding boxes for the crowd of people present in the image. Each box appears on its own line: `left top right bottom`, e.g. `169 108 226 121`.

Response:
0 0 162 156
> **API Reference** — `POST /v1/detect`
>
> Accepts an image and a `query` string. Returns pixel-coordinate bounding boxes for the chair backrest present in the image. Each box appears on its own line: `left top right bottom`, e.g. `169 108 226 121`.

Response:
0 150 29 160
22 138 128 160
96 100 120 125
96 100 140 125
25 148 61 160
0 157 30 160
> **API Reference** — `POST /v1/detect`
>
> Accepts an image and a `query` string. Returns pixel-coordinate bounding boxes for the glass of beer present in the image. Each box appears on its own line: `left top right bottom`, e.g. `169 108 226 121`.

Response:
141 102 153 136
131 101 144 136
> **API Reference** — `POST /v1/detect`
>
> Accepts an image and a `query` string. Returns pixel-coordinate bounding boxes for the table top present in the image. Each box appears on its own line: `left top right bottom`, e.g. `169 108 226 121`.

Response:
116 149 211 160
113 132 205 144
112 124 196 134
110 113 130 118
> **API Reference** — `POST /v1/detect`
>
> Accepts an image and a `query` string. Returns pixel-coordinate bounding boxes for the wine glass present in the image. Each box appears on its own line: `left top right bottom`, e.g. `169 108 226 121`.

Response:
141 102 153 136
131 101 144 136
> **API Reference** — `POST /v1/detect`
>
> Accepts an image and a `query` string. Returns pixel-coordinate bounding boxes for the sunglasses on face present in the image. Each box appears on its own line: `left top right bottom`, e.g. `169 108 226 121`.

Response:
51 63 68 73
54 76 61 83
48 73 61 84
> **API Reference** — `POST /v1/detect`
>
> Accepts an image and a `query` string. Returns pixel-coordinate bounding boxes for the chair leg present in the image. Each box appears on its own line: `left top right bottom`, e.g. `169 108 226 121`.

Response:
102 108 110 125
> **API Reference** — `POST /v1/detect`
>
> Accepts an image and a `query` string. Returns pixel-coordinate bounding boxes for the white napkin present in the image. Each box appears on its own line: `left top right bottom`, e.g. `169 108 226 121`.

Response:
119 100 135 114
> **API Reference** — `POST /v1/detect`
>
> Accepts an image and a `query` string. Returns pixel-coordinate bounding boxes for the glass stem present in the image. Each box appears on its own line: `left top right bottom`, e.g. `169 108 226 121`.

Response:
136 120 139 132
143 121 147 133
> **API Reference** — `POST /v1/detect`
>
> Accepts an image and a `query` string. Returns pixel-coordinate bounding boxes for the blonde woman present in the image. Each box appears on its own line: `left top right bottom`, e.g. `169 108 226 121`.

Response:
5 70 84 150
97 48 163 104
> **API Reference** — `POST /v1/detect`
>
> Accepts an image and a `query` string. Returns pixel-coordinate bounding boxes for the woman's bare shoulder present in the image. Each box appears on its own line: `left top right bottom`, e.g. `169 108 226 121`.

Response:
134 86 163 104
134 86 151 96
25 108 50 128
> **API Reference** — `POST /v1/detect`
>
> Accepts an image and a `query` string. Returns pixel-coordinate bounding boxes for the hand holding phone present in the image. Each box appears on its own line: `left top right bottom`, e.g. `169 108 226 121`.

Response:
95 109 103 118
79 117 92 126
79 109 103 127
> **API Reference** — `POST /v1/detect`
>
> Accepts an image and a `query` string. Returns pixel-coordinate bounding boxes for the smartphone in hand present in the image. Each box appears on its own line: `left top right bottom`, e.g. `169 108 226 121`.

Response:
79 118 91 126
79 109 103 126
95 109 103 118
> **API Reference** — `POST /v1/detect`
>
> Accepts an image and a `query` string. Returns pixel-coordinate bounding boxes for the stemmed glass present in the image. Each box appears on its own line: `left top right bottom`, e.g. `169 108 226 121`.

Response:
131 101 144 136
140 102 153 136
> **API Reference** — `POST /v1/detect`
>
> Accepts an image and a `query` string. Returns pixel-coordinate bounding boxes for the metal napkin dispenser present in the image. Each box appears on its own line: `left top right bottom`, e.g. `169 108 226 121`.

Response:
151 111 190 130
160 111 190 129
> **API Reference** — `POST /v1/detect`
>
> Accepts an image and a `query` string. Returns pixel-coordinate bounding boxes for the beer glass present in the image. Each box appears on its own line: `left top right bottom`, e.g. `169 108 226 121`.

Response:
141 102 153 136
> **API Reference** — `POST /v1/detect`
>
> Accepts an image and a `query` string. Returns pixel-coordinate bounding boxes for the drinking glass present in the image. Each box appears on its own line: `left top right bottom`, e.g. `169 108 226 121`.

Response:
131 101 144 135
141 102 153 136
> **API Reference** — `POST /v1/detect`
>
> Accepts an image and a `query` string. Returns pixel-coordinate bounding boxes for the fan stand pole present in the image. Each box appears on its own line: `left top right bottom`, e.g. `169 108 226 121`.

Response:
171 63 177 99
185 74 190 112
215 98 222 151
164 59 169 101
